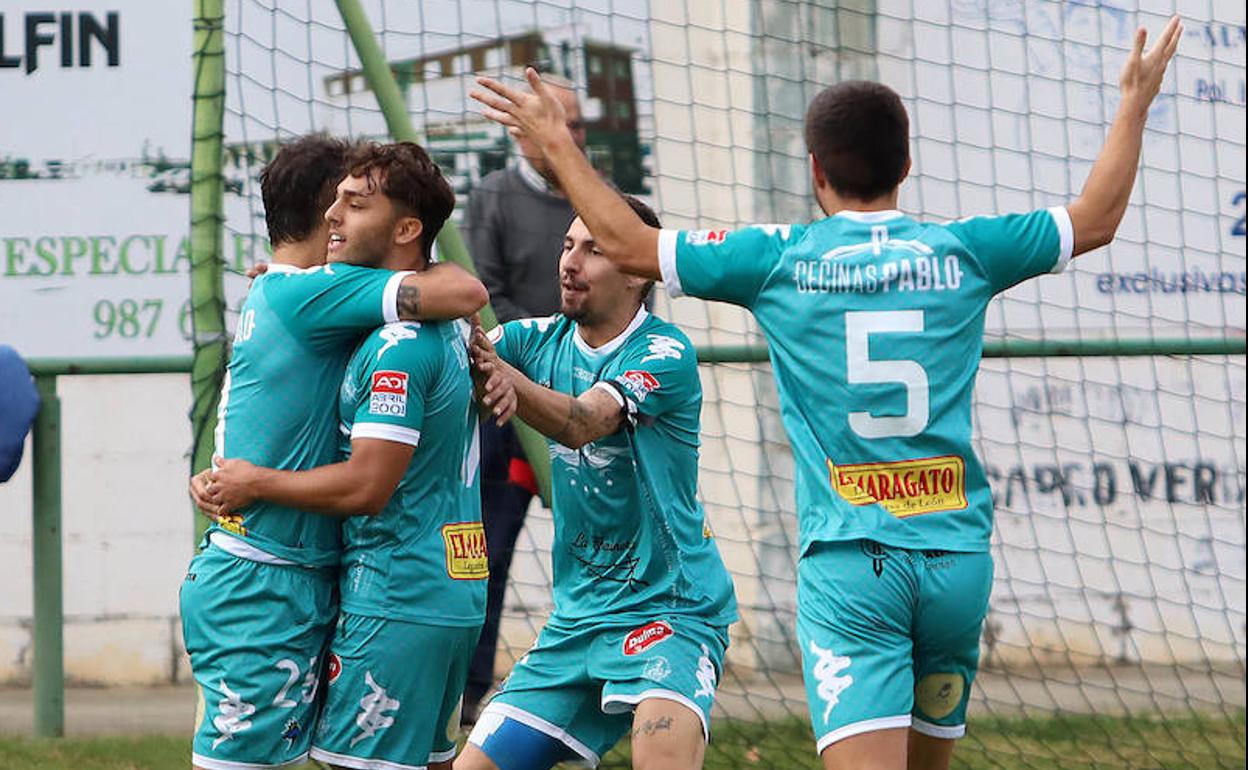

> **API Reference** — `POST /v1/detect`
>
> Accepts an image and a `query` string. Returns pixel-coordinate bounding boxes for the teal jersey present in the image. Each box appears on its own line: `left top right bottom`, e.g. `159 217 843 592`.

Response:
336 320 486 627
658 208 1073 555
211 263 412 567
492 309 737 628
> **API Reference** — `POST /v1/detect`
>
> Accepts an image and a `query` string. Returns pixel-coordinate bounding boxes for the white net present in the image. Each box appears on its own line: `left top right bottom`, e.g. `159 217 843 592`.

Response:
219 1 1246 766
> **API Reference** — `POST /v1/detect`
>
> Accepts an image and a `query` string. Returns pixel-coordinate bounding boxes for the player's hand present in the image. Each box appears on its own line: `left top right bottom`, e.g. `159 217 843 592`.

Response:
477 358 517 426
189 469 222 522
471 67 569 151
245 262 270 280
208 455 262 512
1119 15 1181 117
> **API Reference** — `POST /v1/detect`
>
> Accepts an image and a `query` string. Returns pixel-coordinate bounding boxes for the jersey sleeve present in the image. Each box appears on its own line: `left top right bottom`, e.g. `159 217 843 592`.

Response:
657 225 794 307
488 316 556 377
350 324 440 447
263 263 413 352
594 330 699 427
944 207 1074 294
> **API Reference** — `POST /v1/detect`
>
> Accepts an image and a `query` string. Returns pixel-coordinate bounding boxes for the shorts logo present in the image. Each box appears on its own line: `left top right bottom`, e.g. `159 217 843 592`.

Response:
915 672 964 720
212 680 256 749
829 455 968 518
693 643 717 700
351 671 399 748
619 370 660 402
686 229 728 246
442 522 489 580
369 370 408 417
623 621 673 656
327 653 342 685
642 656 671 682
807 641 853 725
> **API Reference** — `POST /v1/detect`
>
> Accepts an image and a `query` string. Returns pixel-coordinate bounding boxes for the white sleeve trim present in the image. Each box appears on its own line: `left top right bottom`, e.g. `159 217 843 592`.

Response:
1047 206 1074 274
592 380 626 408
657 229 684 298
351 422 422 448
382 270 417 323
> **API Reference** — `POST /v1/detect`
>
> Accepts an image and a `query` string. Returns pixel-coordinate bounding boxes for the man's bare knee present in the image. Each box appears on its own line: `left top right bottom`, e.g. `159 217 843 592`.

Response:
629 698 706 770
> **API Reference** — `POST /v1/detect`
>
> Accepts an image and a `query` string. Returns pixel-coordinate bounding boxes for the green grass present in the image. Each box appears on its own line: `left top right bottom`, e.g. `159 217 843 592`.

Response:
2 713 1242 770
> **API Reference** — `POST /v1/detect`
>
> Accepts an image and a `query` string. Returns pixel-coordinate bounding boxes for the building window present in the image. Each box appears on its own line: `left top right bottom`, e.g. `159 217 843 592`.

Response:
616 101 632 119
484 46 504 69
452 53 471 75
424 59 443 79
327 78 345 97
614 58 629 79
588 53 603 76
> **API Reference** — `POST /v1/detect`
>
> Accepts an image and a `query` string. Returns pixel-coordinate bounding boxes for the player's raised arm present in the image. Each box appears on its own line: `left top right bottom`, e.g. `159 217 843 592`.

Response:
471 69 661 280
1066 15 1182 256
396 261 488 321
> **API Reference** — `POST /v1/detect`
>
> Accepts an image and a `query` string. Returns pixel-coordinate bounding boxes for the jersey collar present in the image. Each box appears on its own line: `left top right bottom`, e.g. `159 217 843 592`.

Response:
516 157 561 195
833 209 905 223
573 305 648 359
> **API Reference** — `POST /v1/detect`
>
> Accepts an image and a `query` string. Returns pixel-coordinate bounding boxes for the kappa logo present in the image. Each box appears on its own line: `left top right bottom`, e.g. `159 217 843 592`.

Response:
619 370 660 401
327 653 342 685
693 643 717 700
640 335 685 363
686 229 729 246
623 621 674 656
807 641 853 724
212 680 256 749
376 323 420 359
369 370 408 417
351 671 400 748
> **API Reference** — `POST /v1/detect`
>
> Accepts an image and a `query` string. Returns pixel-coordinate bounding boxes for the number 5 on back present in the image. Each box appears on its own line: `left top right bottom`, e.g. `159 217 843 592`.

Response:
846 310 929 439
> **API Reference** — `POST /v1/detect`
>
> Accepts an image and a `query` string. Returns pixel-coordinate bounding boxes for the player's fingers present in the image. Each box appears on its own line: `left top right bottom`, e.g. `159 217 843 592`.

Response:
525 67 547 98
480 107 520 128
1131 25 1147 61
469 88 516 114
474 75 526 106
1162 19 1182 62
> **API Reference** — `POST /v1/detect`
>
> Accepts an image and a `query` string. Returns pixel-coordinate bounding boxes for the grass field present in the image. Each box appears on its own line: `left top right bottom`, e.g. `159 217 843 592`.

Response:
3 713 1243 770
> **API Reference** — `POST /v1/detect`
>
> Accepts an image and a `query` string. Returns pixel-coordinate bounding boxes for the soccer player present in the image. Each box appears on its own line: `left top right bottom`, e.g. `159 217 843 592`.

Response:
470 16 1181 770
455 197 737 770
180 136 488 770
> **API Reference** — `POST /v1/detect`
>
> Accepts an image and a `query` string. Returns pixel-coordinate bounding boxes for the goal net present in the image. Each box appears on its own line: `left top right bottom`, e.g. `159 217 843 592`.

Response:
215 1 1245 767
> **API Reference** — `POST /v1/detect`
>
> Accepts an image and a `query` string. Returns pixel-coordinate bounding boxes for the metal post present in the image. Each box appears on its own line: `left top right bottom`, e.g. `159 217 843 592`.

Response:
32 375 63 738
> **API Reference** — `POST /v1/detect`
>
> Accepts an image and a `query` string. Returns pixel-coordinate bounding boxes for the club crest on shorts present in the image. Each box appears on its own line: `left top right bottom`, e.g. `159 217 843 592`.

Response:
623 620 673 656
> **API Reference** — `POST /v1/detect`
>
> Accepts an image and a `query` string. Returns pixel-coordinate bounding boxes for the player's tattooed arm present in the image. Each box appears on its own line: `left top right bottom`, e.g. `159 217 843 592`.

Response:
471 325 622 448
396 262 488 321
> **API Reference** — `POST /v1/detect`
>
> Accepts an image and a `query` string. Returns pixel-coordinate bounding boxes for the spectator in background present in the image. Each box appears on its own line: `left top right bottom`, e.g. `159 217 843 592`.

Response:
459 76 585 725
0 345 40 483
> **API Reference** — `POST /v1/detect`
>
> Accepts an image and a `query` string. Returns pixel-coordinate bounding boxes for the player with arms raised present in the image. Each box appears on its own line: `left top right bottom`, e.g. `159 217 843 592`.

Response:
470 15 1181 770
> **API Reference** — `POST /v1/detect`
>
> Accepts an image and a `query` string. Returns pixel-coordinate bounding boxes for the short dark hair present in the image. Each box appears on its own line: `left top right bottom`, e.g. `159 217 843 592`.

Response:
621 195 660 300
804 81 909 201
344 141 455 265
260 133 349 246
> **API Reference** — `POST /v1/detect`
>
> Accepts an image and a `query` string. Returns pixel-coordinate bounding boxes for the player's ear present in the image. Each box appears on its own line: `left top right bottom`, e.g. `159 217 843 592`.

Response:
809 153 828 191
394 216 424 246
898 155 912 186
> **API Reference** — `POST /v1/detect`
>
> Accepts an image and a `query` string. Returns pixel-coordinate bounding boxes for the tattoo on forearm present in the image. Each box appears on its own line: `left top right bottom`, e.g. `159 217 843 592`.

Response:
556 398 587 444
397 283 420 319
631 716 673 737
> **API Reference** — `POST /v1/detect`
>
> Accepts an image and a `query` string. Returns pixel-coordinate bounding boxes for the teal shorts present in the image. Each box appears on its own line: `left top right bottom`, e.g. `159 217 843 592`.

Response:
797 540 992 753
476 617 729 766
310 612 482 770
180 542 337 769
